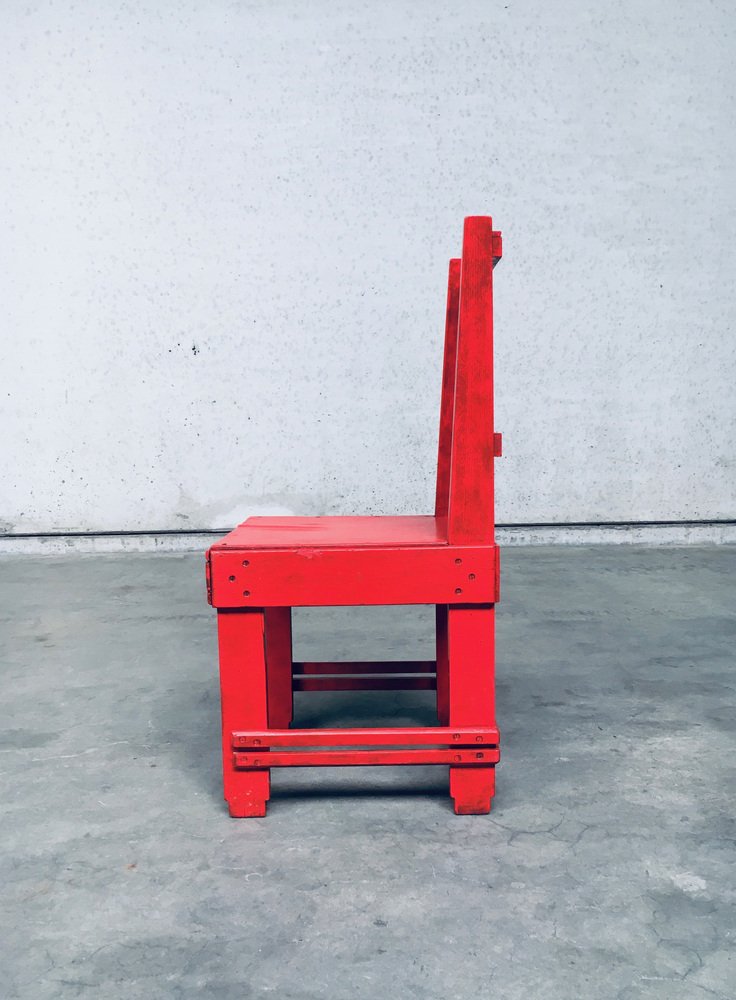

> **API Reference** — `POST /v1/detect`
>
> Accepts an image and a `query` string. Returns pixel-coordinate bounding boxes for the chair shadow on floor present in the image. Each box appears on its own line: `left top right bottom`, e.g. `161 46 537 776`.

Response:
161 674 451 810
274 690 450 804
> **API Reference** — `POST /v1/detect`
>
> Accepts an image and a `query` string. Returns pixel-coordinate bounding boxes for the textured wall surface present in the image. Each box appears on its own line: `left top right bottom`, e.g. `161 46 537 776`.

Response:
2 0 734 533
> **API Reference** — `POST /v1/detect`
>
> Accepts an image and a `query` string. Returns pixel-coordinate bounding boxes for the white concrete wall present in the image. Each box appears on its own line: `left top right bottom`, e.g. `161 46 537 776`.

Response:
2 0 734 536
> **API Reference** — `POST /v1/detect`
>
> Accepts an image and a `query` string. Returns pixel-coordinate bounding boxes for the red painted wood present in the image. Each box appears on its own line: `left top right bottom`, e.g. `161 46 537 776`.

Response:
293 661 436 675
450 766 496 813
265 607 293 729
435 258 461 518
208 543 498 608
232 726 500 747
213 514 448 550
435 604 450 726
447 604 497 814
447 216 496 545
492 230 503 264
208 216 503 816
293 676 436 692
217 609 270 816
233 748 500 768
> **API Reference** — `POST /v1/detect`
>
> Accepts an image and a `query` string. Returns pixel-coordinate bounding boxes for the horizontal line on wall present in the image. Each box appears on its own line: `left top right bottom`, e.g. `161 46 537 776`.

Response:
3 528 230 538
2 518 735 539
3 522 735 553
497 518 736 529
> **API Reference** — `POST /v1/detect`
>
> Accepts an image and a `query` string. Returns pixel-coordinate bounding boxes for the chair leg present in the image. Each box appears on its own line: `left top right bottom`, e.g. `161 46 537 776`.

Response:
265 607 293 728
435 604 449 725
217 608 271 817
449 763 496 815
446 604 496 815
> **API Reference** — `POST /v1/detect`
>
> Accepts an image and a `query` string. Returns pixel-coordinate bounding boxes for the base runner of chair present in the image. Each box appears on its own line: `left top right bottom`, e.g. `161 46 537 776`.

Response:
206 216 503 816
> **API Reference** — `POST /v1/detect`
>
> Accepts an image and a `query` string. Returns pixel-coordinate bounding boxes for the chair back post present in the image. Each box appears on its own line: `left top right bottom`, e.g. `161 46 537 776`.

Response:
446 216 497 545
434 258 461 518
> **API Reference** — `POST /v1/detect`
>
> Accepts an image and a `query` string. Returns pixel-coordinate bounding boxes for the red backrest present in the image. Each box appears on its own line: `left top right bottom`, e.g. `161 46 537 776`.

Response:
435 216 502 544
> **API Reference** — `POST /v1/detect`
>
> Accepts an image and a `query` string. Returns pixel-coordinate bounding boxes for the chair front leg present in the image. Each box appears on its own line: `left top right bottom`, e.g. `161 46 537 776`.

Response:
217 608 270 817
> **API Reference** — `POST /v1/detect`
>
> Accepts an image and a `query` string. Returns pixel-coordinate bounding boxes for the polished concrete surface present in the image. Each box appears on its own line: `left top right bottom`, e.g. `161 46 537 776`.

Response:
2 546 734 999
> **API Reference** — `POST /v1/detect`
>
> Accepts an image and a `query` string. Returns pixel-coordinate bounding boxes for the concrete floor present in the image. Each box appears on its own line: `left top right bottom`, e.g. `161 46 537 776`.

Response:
1 546 735 1000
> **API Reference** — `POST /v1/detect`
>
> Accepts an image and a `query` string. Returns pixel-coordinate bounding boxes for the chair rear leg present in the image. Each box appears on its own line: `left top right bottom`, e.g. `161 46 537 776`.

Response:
446 604 496 814
217 608 270 817
436 604 449 725
265 607 293 728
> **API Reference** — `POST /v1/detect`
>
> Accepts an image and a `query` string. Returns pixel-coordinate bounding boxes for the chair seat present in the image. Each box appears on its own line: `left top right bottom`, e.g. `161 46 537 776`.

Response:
207 513 496 608
216 514 449 550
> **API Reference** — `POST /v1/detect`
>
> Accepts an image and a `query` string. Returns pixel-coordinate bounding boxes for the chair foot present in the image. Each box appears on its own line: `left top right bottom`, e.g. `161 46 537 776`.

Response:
450 766 495 815
228 796 268 818
225 770 270 818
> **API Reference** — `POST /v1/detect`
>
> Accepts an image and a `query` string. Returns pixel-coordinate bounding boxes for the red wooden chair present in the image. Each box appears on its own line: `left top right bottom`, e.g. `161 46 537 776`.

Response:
206 216 502 816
